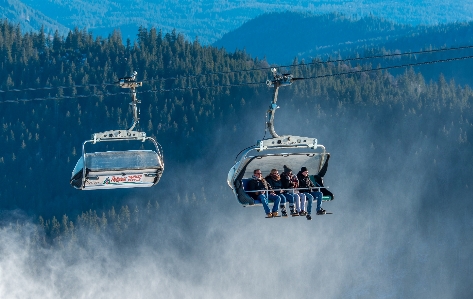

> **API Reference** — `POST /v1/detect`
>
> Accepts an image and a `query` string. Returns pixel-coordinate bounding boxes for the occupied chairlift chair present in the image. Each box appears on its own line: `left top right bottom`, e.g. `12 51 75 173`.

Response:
70 72 164 190
227 68 333 206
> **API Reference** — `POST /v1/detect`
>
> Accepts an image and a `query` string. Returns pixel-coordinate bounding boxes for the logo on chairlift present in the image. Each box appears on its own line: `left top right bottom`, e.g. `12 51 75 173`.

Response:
103 175 143 184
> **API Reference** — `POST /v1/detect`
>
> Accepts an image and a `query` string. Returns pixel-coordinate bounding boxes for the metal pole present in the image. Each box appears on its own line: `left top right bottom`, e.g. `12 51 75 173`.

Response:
267 82 280 138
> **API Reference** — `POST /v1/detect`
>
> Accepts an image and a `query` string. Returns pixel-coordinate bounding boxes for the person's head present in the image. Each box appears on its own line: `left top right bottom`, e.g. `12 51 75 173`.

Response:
301 166 309 176
270 169 279 176
253 169 262 178
283 165 292 174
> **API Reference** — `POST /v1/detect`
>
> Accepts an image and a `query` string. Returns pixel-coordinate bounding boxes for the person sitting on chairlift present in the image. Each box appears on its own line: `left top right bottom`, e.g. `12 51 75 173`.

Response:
265 169 296 217
279 165 303 216
247 169 282 218
297 166 325 220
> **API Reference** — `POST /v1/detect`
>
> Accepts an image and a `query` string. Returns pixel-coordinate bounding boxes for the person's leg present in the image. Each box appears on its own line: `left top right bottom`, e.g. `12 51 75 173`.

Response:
306 193 312 215
284 192 295 205
294 192 301 212
279 193 287 212
258 194 270 215
288 193 299 215
268 194 281 213
311 191 322 212
284 193 296 214
302 193 313 214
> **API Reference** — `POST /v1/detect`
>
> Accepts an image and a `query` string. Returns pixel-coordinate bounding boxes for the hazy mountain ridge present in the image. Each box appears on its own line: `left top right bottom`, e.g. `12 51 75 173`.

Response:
0 0 69 35
214 11 473 64
213 12 413 63
2 0 473 44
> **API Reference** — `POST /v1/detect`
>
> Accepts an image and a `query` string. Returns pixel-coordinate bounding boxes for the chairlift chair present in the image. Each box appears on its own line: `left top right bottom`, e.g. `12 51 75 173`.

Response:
227 68 333 206
70 72 164 190
227 136 332 206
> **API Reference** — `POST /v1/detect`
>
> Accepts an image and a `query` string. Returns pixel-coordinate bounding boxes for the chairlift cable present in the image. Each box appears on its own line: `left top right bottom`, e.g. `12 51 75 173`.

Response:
2 44 473 95
2 54 473 104
299 54 473 81
141 44 473 84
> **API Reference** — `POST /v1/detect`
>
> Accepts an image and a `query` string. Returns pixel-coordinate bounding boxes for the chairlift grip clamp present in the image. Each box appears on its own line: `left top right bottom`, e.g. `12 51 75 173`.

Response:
308 138 318 149
256 140 267 152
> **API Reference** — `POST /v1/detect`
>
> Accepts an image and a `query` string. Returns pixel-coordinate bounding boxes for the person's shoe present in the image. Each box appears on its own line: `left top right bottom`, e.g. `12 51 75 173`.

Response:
272 211 278 217
306 214 312 220
266 213 273 218
291 210 299 216
299 210 306 216
319 208 326 213
316 209 326 215
281 210 288 217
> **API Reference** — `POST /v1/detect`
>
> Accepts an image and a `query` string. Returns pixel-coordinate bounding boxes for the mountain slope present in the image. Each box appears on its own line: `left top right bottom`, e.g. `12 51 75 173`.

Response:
0 0 69 35
213 11 473 67
2 0 473 44
213 12 413 63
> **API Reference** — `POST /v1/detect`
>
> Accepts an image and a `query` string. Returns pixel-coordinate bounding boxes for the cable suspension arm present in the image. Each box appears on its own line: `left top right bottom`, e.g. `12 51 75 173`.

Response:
118 71 142 131
265 68 301 138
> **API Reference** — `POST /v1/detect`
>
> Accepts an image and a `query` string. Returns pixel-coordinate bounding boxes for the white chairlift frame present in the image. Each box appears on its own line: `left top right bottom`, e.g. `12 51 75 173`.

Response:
227 68 330 206
92 129 147 143
75 131 164 190
227 135 328 206
71 71 165 190
256 135 318 151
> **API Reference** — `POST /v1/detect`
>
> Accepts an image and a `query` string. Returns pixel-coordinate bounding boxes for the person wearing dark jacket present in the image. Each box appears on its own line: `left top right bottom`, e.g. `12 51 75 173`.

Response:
313 154 334 200
297 166 325 220
265 169 296 217
247 169 282 218
280 165 304 216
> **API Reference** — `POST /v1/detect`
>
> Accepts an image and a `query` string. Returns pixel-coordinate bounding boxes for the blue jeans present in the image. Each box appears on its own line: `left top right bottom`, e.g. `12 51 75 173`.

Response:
279 193 295 206
294 193 305 212
302 191 323 214
257 193 281 214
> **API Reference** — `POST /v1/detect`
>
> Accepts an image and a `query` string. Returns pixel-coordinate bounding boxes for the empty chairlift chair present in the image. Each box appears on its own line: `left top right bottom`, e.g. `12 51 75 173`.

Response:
71 130 164 190
70 72 165 190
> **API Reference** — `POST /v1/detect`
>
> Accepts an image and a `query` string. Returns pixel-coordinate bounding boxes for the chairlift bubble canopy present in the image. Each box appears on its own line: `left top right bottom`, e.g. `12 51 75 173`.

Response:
71 130 164 190
227 135 332 206
70 72 164 190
